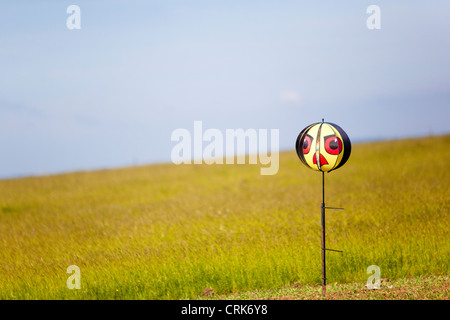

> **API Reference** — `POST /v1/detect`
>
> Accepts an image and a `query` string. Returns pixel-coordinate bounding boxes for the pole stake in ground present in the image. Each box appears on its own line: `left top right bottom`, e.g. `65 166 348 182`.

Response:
295 119 351 296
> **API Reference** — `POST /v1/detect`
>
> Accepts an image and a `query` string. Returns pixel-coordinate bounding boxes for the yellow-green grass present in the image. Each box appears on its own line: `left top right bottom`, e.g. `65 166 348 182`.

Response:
0 135 448 299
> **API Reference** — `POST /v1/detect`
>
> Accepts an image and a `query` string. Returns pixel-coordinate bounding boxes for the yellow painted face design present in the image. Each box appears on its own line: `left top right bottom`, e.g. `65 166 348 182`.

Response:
296 122 351 172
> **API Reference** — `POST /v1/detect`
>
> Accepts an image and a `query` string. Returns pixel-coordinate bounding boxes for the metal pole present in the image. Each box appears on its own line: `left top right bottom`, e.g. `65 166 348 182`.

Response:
321 171 326 296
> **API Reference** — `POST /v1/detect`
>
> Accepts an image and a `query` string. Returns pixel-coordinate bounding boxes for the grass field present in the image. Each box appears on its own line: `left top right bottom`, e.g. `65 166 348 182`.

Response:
0 135 448 299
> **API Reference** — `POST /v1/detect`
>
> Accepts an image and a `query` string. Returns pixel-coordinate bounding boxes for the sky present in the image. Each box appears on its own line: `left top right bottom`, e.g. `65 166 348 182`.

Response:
0 0 449 178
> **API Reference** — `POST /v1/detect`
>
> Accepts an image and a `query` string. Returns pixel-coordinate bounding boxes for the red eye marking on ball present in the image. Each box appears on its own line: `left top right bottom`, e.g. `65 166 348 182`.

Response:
303 134 313 154
324 135 342 155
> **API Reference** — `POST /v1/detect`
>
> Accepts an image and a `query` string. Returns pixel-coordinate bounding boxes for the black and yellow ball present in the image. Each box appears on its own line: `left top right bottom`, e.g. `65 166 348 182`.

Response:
296 121 351 172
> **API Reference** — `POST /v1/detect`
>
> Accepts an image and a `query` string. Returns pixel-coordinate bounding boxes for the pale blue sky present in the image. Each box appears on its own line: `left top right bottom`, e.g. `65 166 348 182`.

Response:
0 1 449 178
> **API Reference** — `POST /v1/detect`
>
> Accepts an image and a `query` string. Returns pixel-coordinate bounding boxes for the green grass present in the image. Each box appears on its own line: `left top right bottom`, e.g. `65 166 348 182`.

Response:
0 135 449 299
